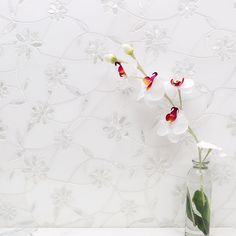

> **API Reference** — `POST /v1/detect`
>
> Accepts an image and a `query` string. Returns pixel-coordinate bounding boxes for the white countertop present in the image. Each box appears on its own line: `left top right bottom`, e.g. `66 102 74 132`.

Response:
0 228 236 236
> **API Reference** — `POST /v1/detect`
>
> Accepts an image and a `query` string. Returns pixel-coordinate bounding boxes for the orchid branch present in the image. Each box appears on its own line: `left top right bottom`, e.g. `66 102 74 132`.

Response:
127 47 203 164
121 44 148 77
105 45 209 166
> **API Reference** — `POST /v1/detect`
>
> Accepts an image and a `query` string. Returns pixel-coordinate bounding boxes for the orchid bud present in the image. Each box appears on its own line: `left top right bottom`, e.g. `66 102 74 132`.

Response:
104 54 117 64
122 44 134 56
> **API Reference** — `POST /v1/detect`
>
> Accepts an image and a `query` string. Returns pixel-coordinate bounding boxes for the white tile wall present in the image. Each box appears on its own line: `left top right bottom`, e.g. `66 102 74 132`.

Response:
0 0 235 227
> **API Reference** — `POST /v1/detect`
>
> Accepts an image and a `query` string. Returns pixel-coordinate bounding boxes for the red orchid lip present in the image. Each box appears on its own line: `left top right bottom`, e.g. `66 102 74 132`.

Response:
166 106 179 123
143 72 158 90
171 78 184 87
115 61 126 77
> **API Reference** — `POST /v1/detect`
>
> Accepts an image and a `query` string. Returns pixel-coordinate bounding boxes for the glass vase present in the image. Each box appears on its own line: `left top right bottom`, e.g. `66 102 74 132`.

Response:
185 160 212 236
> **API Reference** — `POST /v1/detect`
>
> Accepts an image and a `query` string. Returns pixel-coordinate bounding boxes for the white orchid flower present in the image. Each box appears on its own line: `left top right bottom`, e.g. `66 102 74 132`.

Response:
156 107 188 143
137 72 165 102
197 141 226 157
165 77 195 96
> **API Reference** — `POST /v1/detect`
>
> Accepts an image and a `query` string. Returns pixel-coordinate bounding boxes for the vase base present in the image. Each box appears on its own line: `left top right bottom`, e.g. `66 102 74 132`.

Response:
185 227 209 236
185 233 208 236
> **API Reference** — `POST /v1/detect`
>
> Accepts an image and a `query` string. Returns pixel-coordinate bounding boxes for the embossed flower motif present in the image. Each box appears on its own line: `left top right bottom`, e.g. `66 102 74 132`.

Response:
103 113 130 141
172 60 195 80
48 0 68 20
179 131 194 146
22 156 49 183
177 0 198 17
0 81 8 98
172 183 186 204
211 163 235 185
156 107 188 143
116 80 136 96
227 114 236 135
0 201 17 221
144 25 170 56
0 119 7 140
54 129 73 149
85 41 106 63
212 36 236 60
144 155 171 177
52 187 72 207
120 200 137 216
89 169 112 188
45 63 68 87
16 29 42 59
29 102 54 129
138 72 165 101
101 0 125 14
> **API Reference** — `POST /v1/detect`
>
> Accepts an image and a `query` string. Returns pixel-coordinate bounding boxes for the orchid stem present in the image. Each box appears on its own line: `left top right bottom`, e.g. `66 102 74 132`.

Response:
131 54 147 77
188 126 202 161
188 126 199 143
202 148 212 162
164 94 175 107
188 126 204 192
178 89 183 109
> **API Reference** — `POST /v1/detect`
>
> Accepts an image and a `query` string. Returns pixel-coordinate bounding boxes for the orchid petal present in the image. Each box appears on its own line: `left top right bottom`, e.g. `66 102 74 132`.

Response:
181 79 194 89
156 118 169 136
145 80 165 101
137 81 146 101
171 78 184 87
115 62 126 77
197 141 222 151
137 90 145 101
171 111 188 135
166 107 178 123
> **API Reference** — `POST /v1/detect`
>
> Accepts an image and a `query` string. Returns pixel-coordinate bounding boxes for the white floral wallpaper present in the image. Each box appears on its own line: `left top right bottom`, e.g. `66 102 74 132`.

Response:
0 0 236 228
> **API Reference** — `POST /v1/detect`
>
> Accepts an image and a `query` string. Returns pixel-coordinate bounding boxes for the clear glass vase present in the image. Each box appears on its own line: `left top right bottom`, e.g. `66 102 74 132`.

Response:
185 160 212 236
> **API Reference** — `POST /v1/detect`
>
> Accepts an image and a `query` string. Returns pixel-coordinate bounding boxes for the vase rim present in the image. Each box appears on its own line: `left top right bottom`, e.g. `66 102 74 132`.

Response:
192 160 209 164
192 159 209 169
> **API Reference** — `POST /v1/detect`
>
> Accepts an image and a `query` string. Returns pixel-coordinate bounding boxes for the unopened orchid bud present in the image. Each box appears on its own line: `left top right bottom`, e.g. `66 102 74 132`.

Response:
104 54 117 64
122 44 134 56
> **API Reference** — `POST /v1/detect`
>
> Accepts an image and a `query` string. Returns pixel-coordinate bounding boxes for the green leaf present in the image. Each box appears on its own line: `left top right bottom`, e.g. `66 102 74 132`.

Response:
193 213 209 235
186 188 195 225
192 190 210 235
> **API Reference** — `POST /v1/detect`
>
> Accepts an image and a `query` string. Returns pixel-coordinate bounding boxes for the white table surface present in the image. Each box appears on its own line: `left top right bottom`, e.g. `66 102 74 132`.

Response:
0 228 235 236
